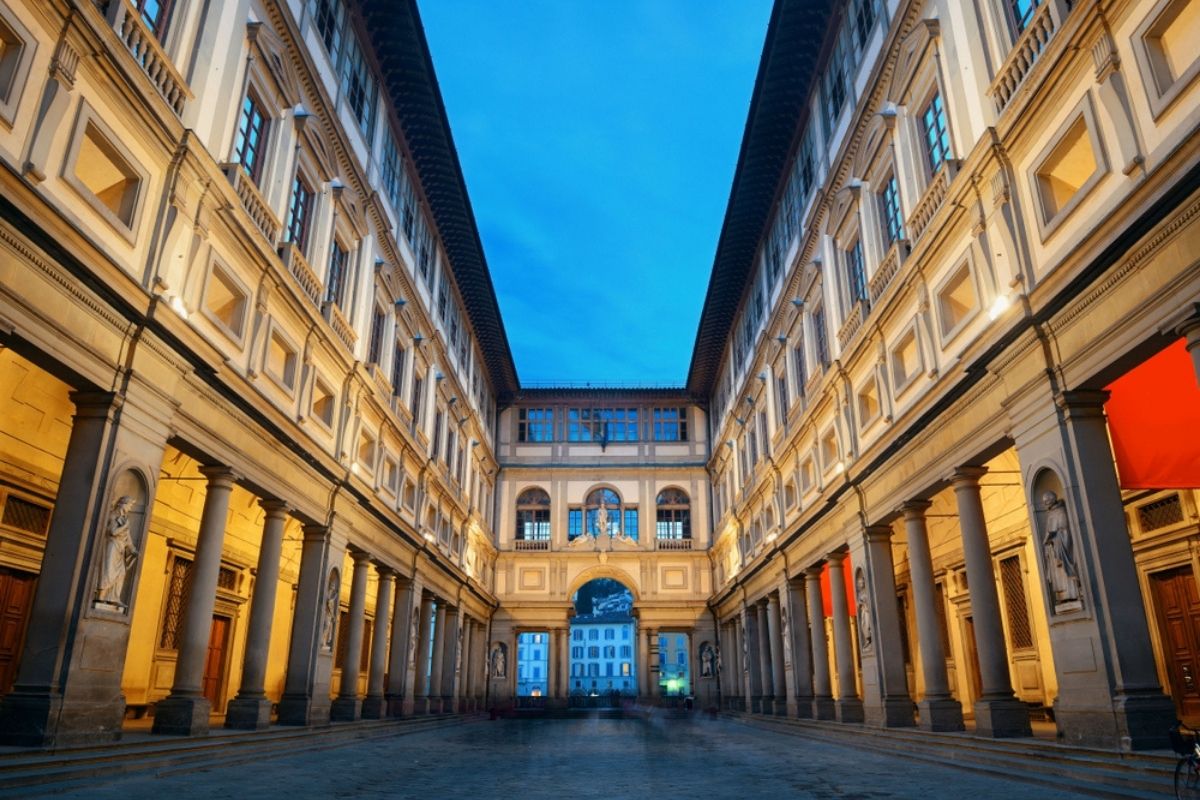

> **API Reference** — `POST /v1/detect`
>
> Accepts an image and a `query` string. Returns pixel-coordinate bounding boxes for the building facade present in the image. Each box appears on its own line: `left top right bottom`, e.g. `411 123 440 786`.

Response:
0 0 1198 756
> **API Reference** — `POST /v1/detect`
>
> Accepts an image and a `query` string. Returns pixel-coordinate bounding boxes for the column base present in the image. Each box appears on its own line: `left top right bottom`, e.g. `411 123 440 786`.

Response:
385 695 408 717
361 696 388 719
276 694 331 727
917 696 965 731
750 696 768 714
0 691 124 747
812 696 836 720
772 699 789 716
835 696 864 724
151 694 212 736
973 696 1032 738
441 697 456 714
224 696 273 730
866 696 915 728
329 696 362 721
1054 692 1176 750
791 696 814 719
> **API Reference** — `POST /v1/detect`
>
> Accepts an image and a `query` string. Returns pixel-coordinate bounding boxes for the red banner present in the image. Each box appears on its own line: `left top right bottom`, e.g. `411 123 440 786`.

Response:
818 557 855 618
1105 339 1200 489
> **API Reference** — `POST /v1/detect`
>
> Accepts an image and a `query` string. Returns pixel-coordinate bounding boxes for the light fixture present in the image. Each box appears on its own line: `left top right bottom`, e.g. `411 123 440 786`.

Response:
470 440 480 448
757 372 767 382
448 396 457 405
394 298 407 309
834 460 845 475
435 371 445 382
168 295 188 318
775 336 788 344
413 334 425 344
988 292 1013 320
792 298 804 308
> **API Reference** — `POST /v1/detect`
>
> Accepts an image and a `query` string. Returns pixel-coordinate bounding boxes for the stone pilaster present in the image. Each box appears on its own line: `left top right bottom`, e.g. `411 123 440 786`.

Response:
428 602 447 713
806 566 835 719
902 501 963 731
439 605 460 712
756 599 774 713
741 605 763 711
385 576 421 716
331 549 370 721
787 577 814 718
361 565 395 719
860 525 914 727
153 466 237 736
953 467 1031 737
412 592 434 714
226 499 290 730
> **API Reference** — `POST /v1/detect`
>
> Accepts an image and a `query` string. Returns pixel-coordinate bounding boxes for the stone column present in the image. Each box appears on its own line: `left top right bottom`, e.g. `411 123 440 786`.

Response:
902 501 963 731
729 618 744 709
277 523 343 726
756 600 774 712
828 552 863 723
806 567 835 719
649 628 661 699
475 620 489 706
153 466 237 736
1176 310 1200 383
226 499 290 729
953 467 1031 737
362 566 395 719
460 617 474 711
331 549 370 721
637 625 650 699
429 602 447 713
440 605 460 712
413 593 434 713
788 578 814 718
861 525 915 728
385 576 421 716
767 593 787 715
741 605 762 710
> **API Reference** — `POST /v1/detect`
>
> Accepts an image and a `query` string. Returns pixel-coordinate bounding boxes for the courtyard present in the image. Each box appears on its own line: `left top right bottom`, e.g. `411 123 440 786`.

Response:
39 716 1095 799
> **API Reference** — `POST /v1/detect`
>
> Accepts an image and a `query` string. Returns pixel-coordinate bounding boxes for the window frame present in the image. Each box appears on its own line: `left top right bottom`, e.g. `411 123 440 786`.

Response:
1134 0 1200 118
62 102 150 243
1026 96 1108 240
0 3 36 128
199 256 251 347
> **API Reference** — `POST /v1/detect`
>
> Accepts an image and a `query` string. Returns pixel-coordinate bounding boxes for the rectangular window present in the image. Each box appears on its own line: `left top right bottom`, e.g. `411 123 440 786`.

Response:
936 263 978 340
431 410 443 461
285 175 314 251
879 173 904 245
73 122 142 229
312 379 335 427
845 239 868 309
325 243 349 307
851 0 876 48
135 0 172 39
568 508 583 539
266 330 298 390
921 92 952 174
823 30 848 126
339 30 376 139
518 408 554 442
793 342 807 394
310 0 344 58
1034 115 1099 224
776 376 789 424
623 508 638 541
233 91 268 183
812 304 830 367
652 408 687 441
391 343 407 395
410 374 424 426
367 307 385 365
1008 0 1040 35
1000 555 1034 649
158 555 193 649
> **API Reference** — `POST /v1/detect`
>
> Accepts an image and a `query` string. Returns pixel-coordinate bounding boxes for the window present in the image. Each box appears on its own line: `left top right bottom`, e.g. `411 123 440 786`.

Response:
566 408 638 442
339 30 376 139
656 489 690 540
857 378 881 426
1034 115 1099 226
793 342 808 394
568 508 583 540
134 0 172 39
410 374 424 426
518 408 554 442
936 263 978 340
367 307 386 365
921 92 952 174
623 508 639 541
879 174 904 245
233 91 268 183
71 120 143 232
582 488 625 537
850 0 877 48
823 29 849 127
812 303 830 367
158 555 193 649
1007 0 1040 35
573 629 583 642
0 8 34 125
801 456 816 492
203 263 248 341
776 375 789 424
820 429 839 471
312 379 335 427
391 344 407 396
284 174 314 251
652 408 688 441
1139 0 1200 109
358 431 376 471
431 410 444 461
266 328 298 391
325 243 349 307
310 0 344 57
999 555 1034 649
515 488 550 541
845 239 868 310
890 328 922 391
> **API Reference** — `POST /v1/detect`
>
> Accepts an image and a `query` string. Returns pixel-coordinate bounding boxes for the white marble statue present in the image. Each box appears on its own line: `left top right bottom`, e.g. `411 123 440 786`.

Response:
1041 490 1082 612
595 502 609 537
320 570 339 651
96 495 137 607
855 570 873 652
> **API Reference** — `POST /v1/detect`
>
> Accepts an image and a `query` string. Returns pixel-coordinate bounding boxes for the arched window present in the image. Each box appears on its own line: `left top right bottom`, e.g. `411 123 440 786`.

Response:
577 487 638 540
655 488 691 540
515 488 550 540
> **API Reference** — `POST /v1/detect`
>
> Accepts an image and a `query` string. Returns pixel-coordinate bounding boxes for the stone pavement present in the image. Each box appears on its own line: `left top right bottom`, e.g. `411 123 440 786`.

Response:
47 715 1091 798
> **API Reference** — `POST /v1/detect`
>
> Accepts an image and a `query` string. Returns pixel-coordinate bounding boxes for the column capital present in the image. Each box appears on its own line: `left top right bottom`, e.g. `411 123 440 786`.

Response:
300 523 331 544
347 546 372 565
68 390 121 415
803 565 824 580
1163 303 1200 342
199 465 238 488
757 596 770 608
950 466 988 488
864 524 894 543
1055 390 1111 419
259 498 290 518
374 563 397 580
826 550 847 565
900 499 932 519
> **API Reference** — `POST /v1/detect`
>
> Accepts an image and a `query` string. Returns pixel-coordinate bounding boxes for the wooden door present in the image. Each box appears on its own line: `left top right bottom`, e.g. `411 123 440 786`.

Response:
0 567 37 695
1151 566 1200 721
962 616 983 704
202 615 230 710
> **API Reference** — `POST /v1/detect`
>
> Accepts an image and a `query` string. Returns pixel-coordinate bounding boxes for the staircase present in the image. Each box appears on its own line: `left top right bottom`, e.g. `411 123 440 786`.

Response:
0 714 478 797
724 712 1179 799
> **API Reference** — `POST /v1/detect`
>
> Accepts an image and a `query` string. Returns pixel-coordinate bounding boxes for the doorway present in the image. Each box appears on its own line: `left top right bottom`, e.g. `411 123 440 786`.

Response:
202 615 230 711
1151 565 1200 722
0 566 36 695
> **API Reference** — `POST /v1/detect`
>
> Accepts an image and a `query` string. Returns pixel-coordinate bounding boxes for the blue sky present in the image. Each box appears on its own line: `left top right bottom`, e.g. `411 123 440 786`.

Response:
419 1 773 386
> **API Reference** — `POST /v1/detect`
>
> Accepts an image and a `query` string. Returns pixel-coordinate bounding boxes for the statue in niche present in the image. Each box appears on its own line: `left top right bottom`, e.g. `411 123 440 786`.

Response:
1041 490 1083 613
320 569 340 652
594 502 609 538
855 569 873 652
491 642 507 678
407 609 421 671
96 495 137 609
699 643 715 678
779 604 791 667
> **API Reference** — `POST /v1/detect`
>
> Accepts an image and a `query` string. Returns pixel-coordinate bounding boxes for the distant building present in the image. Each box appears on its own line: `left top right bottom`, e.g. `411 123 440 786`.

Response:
570 615 636 695
516 633 549 697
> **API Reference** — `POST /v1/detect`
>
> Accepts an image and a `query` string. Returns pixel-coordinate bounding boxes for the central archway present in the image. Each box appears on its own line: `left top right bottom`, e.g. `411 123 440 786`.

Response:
569 577 637 706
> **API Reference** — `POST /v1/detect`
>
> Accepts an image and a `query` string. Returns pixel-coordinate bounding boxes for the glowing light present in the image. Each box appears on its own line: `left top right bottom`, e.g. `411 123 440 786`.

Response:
834 461 845 474
168 295 188 317
988 292 1012 320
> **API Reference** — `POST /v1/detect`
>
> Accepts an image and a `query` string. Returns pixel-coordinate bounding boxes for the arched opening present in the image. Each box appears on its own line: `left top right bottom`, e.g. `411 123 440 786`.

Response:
655 488 691 542
514 487 550 544
569 577 636 706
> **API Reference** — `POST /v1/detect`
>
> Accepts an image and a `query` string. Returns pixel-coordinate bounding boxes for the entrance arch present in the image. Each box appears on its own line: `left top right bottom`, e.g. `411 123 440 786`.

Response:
569 578 637 706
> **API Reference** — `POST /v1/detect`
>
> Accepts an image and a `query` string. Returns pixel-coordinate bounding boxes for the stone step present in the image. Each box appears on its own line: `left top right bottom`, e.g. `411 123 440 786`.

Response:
0 714 478 797
725 713 1176 800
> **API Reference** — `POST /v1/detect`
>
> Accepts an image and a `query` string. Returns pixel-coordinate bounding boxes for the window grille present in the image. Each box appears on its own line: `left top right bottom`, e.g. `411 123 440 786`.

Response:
1 494 51 535
1138 494 1184 532
159 556 194 649
999 556 1033 649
